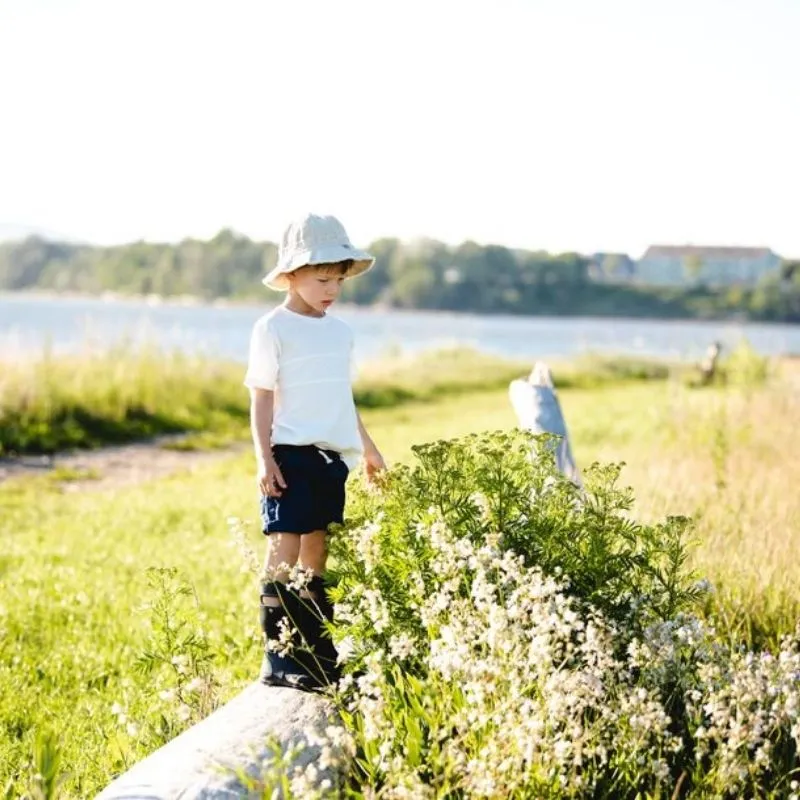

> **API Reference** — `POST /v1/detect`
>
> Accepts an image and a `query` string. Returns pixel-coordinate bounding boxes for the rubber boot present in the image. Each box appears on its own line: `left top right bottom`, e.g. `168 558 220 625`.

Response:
258 581 317 691
307 575 341 685
286 578 338 690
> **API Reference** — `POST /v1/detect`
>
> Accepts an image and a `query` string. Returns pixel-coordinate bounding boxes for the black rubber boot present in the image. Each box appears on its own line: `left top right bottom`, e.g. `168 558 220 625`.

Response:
259 581 318 691
286 578 338 690
306 575 341 685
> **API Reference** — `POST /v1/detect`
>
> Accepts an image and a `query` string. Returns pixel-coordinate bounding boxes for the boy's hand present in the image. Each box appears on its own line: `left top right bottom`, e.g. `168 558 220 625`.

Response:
363 446 386 485
257 456 287 497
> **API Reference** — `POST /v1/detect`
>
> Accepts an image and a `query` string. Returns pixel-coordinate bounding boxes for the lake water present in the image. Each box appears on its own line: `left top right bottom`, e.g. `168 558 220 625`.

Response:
1 293 799 364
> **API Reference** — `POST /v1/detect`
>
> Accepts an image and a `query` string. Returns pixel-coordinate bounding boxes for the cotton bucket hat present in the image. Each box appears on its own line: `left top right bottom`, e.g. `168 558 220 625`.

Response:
263 213 375 291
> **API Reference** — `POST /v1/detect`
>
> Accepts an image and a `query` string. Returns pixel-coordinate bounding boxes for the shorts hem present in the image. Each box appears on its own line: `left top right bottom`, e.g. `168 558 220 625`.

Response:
263 521 343 536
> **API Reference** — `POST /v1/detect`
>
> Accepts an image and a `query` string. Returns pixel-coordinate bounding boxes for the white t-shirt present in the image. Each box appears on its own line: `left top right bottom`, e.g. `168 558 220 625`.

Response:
243 306 362 469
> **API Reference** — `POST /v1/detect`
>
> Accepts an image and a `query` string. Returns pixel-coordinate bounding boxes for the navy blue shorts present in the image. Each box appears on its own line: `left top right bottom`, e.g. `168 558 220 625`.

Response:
260 444 349 535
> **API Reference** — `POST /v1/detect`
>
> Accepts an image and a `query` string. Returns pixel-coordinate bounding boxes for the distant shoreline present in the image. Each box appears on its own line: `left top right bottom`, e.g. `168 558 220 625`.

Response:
3 288 799 329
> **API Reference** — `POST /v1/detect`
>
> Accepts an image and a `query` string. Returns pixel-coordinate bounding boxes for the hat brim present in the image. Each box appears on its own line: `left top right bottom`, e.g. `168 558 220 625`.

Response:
262 244 375 291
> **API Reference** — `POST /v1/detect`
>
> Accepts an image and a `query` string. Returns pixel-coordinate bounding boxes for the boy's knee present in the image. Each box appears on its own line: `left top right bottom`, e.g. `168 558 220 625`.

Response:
298 533 327 572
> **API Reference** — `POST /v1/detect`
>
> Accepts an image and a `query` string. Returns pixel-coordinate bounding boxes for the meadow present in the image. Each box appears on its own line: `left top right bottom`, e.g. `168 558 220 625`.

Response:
0 344 668 455
0 346 798 797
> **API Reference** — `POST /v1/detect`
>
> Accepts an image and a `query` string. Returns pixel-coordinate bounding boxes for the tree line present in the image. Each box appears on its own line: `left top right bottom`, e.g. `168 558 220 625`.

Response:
1 230 798 321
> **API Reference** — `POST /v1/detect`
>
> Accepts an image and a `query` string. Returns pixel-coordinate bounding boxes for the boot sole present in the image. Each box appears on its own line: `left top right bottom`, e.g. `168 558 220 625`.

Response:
260 672 328 693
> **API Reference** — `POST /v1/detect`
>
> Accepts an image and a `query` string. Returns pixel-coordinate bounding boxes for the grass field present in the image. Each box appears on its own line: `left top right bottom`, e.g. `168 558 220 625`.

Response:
0 353 798 796
0 345 670 455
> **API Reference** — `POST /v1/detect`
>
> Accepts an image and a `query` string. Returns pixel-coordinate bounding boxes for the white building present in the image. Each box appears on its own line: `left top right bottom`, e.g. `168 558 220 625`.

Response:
636 245 781 287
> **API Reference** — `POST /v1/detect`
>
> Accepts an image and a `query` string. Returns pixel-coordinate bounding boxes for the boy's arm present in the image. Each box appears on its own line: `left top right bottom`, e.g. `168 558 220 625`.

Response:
356 410 386 482
250 388 286 496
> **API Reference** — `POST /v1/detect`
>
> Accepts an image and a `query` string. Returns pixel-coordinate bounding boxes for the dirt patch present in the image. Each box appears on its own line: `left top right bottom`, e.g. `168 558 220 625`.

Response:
0 435 249 491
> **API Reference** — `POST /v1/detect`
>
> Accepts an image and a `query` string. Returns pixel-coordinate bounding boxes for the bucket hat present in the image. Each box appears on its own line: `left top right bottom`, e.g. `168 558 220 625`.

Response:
263 213 375 291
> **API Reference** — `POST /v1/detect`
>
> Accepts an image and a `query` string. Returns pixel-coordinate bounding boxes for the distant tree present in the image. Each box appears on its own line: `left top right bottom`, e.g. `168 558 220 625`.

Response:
780 259 800 284
602 254 621 280
0 232 796 321
341 237 396 305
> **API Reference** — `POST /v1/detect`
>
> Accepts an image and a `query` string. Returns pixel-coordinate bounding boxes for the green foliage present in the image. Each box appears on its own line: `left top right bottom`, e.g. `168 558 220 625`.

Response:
0 379 798 795
0 456 259 796
0 231 274 299
353 349 528 409
552 352 672 387
356 349 672 410
0 346 249 455
720 340 770 387
332 431 702 646
135 567 219 735
3 232 797 319
684 340 772 392
12 730 68 800
313 431 800 798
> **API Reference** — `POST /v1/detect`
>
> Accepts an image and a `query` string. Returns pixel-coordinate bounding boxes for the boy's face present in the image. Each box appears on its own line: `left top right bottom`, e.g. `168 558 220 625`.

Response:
287 264 347 314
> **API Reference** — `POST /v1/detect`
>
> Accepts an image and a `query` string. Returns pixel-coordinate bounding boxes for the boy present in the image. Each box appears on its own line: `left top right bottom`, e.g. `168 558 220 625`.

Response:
244 212 386 690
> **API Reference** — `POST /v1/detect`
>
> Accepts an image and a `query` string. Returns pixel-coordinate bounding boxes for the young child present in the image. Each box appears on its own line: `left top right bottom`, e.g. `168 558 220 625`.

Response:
244 212 386 690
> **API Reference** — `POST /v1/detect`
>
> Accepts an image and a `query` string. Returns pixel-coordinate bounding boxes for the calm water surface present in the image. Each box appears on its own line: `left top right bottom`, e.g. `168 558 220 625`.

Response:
1 293 798 364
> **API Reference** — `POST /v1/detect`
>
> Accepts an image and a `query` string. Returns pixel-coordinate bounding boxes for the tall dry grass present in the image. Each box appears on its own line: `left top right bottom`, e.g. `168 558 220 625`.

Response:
0 346 247 453
576 360 800 648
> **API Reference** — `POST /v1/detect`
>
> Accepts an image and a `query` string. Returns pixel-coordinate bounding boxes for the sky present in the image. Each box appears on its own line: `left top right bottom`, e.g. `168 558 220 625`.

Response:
0 0 798 258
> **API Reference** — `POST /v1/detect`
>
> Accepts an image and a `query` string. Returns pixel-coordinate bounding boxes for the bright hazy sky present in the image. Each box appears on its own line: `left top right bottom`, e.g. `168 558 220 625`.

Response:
1 0 798 258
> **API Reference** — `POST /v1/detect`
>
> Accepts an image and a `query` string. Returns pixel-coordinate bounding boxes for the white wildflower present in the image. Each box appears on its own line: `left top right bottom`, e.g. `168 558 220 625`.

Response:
336 635 356 664
389 633 416 660
171 654 190 675
184 676 206 694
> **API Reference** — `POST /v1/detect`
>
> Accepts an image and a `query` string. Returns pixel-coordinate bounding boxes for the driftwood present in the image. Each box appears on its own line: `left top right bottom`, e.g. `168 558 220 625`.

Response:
96 684 340 799
509 361 581 485
699 341 722 385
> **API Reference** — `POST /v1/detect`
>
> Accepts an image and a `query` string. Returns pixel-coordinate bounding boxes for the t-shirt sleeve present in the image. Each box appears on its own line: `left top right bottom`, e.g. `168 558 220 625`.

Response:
243 320 279 390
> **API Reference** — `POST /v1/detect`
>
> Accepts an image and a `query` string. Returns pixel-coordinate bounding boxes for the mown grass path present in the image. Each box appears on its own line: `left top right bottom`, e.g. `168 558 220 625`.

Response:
0 434 249 491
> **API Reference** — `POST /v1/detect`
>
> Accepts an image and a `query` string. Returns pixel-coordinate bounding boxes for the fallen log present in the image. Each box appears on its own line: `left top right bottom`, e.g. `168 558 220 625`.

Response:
96 683 339 799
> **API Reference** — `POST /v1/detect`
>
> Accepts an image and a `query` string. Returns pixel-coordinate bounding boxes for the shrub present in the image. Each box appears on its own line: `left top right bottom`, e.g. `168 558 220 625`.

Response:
292 431 800 799
721 340 770 387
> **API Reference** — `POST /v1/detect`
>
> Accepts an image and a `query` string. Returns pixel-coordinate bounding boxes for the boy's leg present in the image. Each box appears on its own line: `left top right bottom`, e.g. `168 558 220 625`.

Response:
264 531 302 581
290 450 349 684
260 532 315 689
259 447 334 689
260 531 300 645
298 530 327 576
298 531 340 684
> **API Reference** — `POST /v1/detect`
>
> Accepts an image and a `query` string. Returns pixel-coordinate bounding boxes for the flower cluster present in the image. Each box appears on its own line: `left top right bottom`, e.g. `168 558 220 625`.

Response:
331 514 685 797
687 632 800 794
261 432 800 798
110 702 139 738
326 507 800 797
